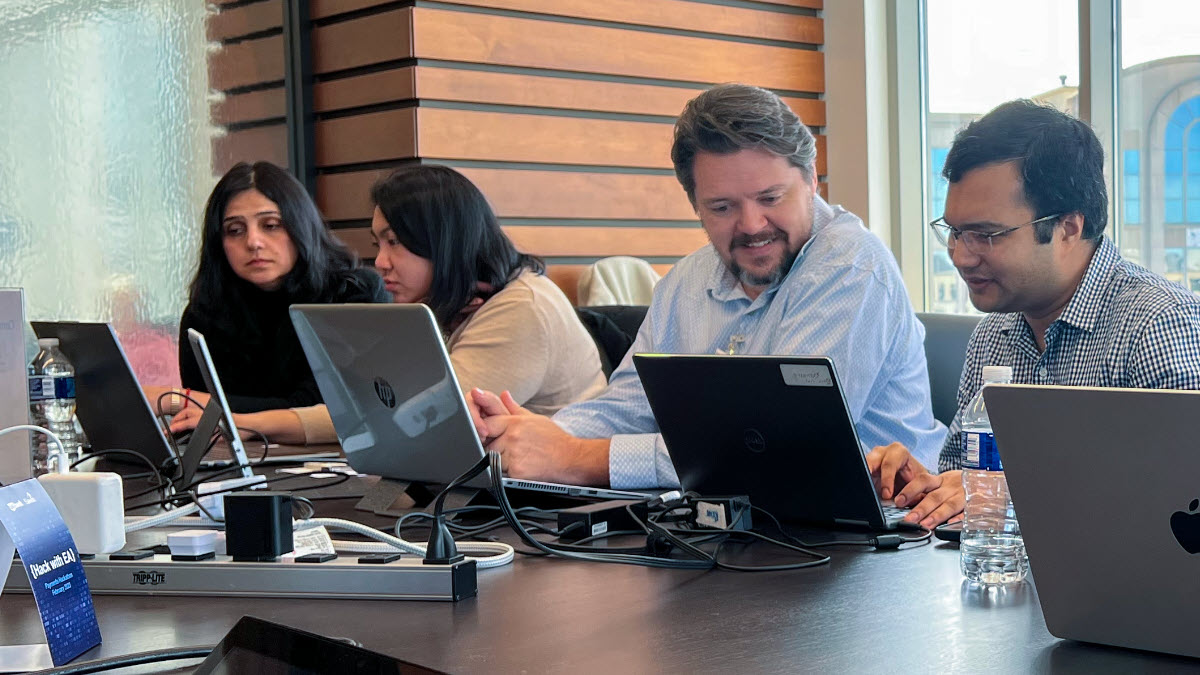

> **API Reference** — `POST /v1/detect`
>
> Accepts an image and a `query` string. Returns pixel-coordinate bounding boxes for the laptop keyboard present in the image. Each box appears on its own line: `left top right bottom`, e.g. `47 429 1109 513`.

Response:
882 504 914 526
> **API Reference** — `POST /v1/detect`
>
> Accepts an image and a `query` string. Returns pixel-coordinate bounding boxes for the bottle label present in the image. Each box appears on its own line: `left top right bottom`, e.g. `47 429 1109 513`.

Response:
962 430 1002 471
27 375 74 401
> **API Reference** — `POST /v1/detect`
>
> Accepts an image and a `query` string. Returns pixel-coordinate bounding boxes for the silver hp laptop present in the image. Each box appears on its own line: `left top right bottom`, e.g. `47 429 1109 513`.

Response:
289 304 646 500
634 353 914 530
986 384 1200 659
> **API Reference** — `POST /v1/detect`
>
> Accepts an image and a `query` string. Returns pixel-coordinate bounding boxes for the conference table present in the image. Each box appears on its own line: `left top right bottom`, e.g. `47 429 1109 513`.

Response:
3 476 1198 673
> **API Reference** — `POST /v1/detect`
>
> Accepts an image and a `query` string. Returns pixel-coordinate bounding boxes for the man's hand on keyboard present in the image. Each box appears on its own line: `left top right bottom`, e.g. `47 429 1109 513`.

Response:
893 471 964 528
866 442 928 501
866 443 964 528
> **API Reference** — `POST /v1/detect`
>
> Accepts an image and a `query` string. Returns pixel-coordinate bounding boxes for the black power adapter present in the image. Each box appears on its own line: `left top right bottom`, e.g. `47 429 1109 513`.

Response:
224 491 294 562
556 499 649 542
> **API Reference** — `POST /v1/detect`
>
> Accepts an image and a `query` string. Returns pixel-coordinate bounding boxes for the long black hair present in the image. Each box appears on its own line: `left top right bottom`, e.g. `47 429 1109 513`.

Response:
188 161 366 315
370 165 544 328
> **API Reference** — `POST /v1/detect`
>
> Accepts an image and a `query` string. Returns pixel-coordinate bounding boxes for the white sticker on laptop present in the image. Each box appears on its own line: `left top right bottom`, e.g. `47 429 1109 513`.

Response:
779 364 833 387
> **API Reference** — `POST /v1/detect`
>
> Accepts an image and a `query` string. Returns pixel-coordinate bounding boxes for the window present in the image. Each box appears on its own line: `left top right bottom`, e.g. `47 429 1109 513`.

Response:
922 0 1079 314
0 1 289 384
1118 0 1200 291
913 0 1200 310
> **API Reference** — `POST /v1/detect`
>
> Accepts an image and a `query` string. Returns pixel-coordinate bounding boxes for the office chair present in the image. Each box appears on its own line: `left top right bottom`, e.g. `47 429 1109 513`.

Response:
915 312 981 426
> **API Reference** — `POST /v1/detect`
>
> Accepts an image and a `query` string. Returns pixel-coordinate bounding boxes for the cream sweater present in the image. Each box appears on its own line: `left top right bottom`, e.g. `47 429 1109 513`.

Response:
293 270 606 444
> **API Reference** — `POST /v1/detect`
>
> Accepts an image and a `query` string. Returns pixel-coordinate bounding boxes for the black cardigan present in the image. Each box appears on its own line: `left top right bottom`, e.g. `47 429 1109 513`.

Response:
179 268 389 413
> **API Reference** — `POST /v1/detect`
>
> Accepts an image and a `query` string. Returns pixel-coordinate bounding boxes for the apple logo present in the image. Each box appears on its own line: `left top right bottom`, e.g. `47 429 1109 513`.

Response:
1170 499 1200 553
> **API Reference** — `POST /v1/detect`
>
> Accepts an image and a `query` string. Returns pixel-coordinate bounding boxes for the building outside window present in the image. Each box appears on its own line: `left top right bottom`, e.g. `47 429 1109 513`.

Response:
920 0 1200 313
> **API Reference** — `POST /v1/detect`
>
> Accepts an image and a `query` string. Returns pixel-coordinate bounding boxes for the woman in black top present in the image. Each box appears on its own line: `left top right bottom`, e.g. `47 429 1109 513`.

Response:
170 161 387 413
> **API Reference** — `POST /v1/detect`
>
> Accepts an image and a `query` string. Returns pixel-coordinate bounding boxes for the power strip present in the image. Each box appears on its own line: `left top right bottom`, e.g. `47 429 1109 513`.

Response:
6 553 476 602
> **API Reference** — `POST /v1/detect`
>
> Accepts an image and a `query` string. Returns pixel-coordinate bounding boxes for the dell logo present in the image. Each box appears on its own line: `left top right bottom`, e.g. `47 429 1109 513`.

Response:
743 428 766 453
373 377 396 408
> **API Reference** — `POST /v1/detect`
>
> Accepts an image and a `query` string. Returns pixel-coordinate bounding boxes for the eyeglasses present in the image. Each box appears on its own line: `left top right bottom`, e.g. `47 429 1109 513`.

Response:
928 213 1063 254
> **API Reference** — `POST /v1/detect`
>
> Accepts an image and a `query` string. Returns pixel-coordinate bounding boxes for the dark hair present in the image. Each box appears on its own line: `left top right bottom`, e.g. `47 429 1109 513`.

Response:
671 83 817 204
942 99 1108 242
370 165 544 328
188 161 364 315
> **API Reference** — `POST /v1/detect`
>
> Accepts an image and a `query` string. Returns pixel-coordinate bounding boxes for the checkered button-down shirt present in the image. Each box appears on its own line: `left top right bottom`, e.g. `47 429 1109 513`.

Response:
939 236 1200 471
551 196 947 489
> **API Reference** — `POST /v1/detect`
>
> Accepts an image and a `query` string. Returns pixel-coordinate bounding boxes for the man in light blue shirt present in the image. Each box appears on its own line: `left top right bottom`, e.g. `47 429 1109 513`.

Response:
475 83 946 489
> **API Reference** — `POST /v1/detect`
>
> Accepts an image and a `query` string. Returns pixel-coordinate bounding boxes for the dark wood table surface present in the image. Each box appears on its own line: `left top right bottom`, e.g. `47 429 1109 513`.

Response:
4 475 1200 673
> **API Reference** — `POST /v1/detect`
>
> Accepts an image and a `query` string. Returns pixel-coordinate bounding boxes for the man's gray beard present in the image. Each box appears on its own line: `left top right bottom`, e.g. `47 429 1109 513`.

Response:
730 247 800 288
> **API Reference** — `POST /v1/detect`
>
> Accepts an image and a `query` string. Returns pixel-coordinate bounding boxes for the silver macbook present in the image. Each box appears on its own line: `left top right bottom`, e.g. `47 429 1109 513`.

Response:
986 384 1200 659
289 304 646 500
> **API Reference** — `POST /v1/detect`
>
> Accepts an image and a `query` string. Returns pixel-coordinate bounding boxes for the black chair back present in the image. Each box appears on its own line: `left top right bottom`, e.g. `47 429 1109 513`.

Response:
576 305 649 378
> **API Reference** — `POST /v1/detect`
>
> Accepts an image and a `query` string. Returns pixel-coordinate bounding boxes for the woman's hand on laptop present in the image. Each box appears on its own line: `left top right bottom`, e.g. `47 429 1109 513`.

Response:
143 386 210 415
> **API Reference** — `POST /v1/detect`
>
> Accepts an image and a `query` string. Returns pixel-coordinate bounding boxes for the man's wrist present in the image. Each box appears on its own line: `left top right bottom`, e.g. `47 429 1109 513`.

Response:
569 437 612 487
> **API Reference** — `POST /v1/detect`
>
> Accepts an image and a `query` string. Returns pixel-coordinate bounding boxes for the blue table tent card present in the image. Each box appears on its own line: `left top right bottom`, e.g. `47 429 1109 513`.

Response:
0 479 101 665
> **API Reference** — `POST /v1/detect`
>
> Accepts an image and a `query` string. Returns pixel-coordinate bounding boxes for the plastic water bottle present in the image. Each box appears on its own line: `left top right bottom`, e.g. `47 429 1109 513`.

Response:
959 365 1028 585
27 338 81 473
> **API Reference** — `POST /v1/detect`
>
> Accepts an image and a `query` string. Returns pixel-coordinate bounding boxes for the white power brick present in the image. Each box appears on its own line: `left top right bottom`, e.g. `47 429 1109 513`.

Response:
195 475 268 521
38 472 126 554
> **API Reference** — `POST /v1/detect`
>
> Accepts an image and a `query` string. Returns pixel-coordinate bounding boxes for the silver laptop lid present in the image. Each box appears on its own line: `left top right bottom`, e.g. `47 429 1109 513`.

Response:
0 289 28 485
986 384 1200 659
185 329 253 480
289 304 489 487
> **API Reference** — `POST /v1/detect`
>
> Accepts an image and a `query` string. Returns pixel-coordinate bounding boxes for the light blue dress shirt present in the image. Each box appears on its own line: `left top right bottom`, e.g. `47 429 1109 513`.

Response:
553 196 948 489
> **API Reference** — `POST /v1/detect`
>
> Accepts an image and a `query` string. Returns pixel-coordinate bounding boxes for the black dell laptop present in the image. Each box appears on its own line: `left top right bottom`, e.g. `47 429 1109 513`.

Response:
634 353 913 530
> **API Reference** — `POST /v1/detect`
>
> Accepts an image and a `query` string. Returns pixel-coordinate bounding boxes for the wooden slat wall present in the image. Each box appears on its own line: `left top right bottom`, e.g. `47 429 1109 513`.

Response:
309 1 826 301
208 0 288 175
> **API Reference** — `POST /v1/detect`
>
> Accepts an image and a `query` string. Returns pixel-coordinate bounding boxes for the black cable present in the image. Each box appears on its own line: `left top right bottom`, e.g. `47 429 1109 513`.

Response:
293 495 316 520
750 505 933 549
125 470 349 511
708 530 832 571
27 646 213 675
187 489 224 523
239 426 271 464
630 503 831 571
395 506 570 539
72 449 169 500
486 453 712 569
155 390 209 473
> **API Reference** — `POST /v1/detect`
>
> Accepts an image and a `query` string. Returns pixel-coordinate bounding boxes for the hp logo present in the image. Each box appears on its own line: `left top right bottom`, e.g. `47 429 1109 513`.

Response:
373 377 396 408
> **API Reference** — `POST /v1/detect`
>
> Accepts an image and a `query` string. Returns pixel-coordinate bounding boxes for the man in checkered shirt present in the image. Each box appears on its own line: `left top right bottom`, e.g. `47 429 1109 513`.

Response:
871 99 1200 528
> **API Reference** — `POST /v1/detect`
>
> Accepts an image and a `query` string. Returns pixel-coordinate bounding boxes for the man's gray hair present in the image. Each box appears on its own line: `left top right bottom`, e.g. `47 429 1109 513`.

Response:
671 83 817 205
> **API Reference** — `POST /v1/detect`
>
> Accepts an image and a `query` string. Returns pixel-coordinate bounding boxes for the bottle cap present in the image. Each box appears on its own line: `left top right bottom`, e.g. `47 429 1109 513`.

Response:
37 337 59 348
981 365 1013 383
